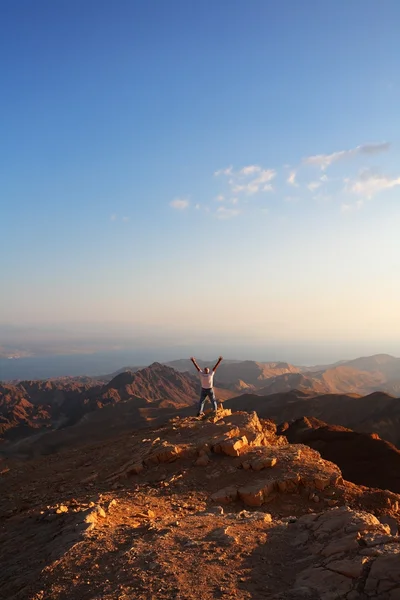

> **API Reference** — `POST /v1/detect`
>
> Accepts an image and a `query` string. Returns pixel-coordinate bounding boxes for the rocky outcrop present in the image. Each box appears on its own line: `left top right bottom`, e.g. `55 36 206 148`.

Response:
2 407 400 600
106 409 288 481
289 506 400 599
225 388 400 448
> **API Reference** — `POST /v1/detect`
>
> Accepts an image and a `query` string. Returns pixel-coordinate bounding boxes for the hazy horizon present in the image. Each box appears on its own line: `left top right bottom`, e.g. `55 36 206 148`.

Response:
2 1 400 358
1 321 400 381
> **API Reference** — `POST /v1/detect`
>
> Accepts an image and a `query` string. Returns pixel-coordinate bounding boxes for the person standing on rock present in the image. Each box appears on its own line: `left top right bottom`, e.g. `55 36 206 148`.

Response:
190 356 223 417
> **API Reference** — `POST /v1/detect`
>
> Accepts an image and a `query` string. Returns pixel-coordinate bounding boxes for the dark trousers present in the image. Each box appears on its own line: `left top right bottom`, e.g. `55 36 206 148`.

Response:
197 387 218 414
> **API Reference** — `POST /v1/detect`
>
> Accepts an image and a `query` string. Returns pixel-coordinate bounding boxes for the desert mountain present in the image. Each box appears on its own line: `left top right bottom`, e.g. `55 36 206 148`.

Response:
225 389 400 446
256 372 330 395
304 354 400 387
304 353 400 373
166 359 301 387
334 353 400 377
103 363 199 406
254 365 390 396
0 378 100 442
2 407 400 599
0 383 53 441
166 355 400 396
2 354 400 449
0 364 234 448
281 416 400 493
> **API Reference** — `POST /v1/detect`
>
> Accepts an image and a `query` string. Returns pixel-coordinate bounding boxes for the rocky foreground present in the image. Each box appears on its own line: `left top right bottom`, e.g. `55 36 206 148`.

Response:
1 409 400 599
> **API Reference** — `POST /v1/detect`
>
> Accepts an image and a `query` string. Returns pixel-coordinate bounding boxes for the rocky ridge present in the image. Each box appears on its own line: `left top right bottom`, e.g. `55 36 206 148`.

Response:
1 408 400 599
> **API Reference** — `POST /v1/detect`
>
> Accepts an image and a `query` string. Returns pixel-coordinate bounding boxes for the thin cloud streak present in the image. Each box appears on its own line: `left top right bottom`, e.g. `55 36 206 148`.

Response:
303 142 390 170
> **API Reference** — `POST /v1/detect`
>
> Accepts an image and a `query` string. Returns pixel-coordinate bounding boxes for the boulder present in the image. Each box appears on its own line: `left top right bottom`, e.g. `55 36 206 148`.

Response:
211 486 238 504
250 456 278 471
218 436 248 457
238 484 264 507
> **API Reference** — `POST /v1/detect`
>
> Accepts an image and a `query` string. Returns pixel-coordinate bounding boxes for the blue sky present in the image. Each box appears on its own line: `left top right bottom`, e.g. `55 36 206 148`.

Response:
1 0 400 354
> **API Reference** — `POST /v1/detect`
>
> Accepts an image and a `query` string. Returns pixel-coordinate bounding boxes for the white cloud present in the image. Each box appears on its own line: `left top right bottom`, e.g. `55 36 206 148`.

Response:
195 203 201 210
257 169 275 184
287 171 298 187
284 196 299 203
122 216 130 222
230 197 239 205
216 206 240 219
346 169 400 199
227 168 276 195
170 198 190 210
307 181 321 192
110 214 117 221
215 195 225 202
303 142 390 170
214 166 233 177
239 165 261 176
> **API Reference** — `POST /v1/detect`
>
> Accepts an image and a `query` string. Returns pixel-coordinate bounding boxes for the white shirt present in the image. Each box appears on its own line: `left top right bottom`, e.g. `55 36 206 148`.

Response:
199 370 214 389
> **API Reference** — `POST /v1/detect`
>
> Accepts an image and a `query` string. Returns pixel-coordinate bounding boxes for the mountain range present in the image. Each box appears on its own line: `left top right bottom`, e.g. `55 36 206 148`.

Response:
105 354 400 395
1 353 400 451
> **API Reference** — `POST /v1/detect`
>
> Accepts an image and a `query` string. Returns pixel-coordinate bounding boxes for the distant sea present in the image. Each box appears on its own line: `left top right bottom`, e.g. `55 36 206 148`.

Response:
0 350 168 381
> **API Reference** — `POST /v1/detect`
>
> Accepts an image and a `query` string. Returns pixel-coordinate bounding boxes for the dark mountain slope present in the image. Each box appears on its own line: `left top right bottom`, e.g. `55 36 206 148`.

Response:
224 390 400 446
281 416 400 493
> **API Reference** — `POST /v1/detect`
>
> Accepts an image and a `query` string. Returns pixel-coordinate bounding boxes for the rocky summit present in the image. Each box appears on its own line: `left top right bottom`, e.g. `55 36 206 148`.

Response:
1 408 400 600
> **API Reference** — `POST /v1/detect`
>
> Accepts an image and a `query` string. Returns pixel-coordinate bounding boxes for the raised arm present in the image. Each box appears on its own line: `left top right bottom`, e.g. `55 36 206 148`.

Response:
190 357 201 372
212 356 223 372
